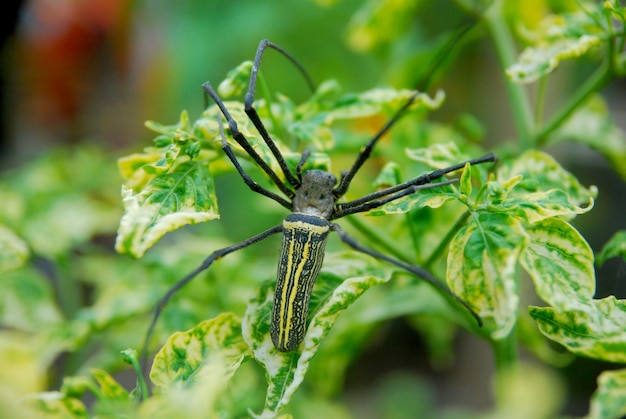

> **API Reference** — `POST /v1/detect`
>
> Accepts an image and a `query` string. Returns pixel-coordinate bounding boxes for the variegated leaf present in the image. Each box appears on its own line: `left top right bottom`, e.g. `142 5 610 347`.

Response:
115 161 219 258
520 218 595 309
530 296 626 363
447 212 527 339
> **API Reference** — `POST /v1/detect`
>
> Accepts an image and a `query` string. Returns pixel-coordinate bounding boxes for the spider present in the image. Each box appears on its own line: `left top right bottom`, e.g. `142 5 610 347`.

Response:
143 39 496 360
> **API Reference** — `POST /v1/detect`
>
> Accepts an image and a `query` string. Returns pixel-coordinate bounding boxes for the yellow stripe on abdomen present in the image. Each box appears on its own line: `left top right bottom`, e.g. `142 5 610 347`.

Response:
271 213 330 352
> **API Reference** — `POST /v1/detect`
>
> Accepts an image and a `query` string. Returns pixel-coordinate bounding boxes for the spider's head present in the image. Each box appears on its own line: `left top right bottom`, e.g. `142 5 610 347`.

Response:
293 170 336 219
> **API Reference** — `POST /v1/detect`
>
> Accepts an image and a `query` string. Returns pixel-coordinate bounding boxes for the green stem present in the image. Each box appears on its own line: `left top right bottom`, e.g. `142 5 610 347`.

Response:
484 0 534 150
535 60 613 147
491 325 520 404
423 210 471 269
344 215 412 263
534 76 547 127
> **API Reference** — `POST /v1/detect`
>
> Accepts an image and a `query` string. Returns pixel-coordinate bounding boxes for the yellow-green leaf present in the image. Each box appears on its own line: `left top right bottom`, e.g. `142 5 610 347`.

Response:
520 218 595 308
447 212 527 339
587 368 626 419
0 225 29 274
115 161 219 258
530 296 626 363
597 230 626 266
150 312 251 391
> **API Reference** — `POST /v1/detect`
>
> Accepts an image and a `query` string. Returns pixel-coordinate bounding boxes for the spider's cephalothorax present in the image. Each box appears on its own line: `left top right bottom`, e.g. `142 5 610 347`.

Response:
143 38 496 362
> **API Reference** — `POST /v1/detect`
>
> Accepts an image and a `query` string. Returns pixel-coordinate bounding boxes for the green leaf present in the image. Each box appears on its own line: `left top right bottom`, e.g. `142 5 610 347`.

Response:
530 296 626 363
597 230 626 266
150 312 251 391
506 7 606 84
27 392 88 419
507 35 601 83
90 369 130 401
0 266 64 333
587 368 626 419
368 143 486 215
0 225 29 274
139 313 253 419
405 142 468 170
115 161 219 258
217 61 253 98
447 212 527 339
346 0 420 52
496 150 597 210
291 88 444 151
520 218 595 308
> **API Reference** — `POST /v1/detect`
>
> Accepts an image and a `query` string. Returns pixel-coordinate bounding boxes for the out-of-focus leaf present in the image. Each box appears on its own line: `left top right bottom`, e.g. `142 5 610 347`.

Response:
26 392 88 419
0 225 29 274
217 61 253 98
552 95 626 181
0 146 121 258
597 230 626 266
506 6 606 83
0 267 64 333
346 0 420 52
586 368 626 419
507 35 600 83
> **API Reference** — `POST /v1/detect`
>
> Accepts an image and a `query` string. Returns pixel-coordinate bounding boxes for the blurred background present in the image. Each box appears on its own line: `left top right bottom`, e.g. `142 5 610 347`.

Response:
1 0 625 417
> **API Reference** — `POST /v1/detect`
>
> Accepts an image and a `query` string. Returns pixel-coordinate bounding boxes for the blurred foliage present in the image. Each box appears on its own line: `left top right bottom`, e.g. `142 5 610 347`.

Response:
2 0 626 418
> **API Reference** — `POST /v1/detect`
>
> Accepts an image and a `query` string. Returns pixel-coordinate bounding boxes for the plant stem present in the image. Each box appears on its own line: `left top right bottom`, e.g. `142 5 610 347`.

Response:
344 215 412 263
535 61 613 146
423 210 470 269
491 325 520 403
484 0 534 151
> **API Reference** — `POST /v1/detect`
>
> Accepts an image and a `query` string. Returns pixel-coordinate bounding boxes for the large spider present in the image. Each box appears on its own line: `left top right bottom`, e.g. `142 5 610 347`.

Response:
143 39 496 359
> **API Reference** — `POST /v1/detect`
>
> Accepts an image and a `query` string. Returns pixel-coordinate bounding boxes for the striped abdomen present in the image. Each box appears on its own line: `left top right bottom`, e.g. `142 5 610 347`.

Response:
271 213 330 352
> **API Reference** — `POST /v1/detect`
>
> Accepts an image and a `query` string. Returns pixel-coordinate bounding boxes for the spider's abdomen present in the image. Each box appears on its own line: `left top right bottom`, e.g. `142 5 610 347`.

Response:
271 213 330 351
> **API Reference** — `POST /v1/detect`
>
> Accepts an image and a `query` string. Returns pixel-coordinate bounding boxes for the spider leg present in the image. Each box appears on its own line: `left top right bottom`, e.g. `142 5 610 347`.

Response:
140 224 283 376
333 12 485 199
245 39 317 188
217 116 292 210
333 153 495 218
203 81 294 199
333 99 415 198
331 223 482 327
332 179 458 219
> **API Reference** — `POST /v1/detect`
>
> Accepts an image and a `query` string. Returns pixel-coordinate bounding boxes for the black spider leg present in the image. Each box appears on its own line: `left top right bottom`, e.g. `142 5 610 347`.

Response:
217 116 292 210
202 81 295 200
140 224 283 379
333 179 459 220
331 223 482 327
333 11 485 199
244 39 317 188
332 153 496 219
